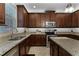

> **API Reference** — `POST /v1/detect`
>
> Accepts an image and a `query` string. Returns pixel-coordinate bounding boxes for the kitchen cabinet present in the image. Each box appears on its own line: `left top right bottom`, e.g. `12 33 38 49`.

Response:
55 13 72 27
72 10 79 27
49 39 71 56
24 13 29 27
19 40 26 56
50 40 59 56
19 38 30 56
0 3 5 24
49 12 56 21
28 13 41 27
17 5 28 27
28 12 72 28
28 35 46 46
40 13 46 27
40 13 51 27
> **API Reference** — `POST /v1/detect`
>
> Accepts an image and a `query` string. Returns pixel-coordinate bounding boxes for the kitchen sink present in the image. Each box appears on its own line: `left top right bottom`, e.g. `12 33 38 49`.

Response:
9 36 25 41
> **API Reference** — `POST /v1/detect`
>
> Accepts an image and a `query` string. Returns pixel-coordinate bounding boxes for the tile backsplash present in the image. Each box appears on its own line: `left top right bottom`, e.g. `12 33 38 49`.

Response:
72 28 79 32
28 28 79 33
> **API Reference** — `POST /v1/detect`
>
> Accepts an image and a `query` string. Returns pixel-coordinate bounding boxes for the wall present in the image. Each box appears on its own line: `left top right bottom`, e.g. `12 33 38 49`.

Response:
0 3 17 44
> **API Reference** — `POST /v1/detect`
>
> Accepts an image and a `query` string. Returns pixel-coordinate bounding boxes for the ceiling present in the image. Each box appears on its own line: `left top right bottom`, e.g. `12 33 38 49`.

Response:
23 3 79 13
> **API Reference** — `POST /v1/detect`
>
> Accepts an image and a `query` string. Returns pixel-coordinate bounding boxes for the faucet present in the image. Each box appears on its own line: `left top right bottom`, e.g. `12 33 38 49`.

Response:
11 28 18 39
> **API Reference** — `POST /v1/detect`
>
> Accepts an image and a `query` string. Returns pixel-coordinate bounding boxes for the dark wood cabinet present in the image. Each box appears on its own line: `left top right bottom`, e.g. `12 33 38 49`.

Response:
72 10 79 27
28 35 46 46
50 40 59 56
28 12 72 28
19 38 30 56
19 40 26 56
40 13 46 27
0 3 5 24
28 13 41 27
17 5 28 27
55 13 72 27
24 13 29 27
28 12 56 28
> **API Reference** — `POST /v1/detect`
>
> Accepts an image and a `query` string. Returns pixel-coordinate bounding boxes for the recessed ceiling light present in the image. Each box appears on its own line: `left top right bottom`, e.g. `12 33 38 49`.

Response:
33 5 36 8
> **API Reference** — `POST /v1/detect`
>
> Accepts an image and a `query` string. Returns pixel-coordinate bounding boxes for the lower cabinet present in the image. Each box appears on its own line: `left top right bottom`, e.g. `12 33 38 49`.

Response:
28 35 46 46
19 34 46 56
19 38 30 56
49 40 71 56
50 41 59 56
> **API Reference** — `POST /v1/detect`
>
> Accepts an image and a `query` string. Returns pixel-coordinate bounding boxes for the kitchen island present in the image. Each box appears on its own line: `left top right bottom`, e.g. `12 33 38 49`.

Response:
49 37 79 56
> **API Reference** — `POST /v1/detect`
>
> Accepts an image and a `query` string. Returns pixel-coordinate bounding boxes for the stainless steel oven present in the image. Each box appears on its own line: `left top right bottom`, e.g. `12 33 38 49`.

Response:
45 29 57 47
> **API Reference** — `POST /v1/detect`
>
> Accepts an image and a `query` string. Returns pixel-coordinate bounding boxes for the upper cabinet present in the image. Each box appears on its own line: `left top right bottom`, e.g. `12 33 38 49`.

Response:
28 12 56 28
28 12 72 28
29 13 41 28
55 13 72 28
0 3 5 24
17 5 28 27
72 10 79 27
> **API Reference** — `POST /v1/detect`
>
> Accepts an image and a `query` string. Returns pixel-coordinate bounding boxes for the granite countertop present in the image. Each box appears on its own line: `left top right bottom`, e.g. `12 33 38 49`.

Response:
0 34 31 56
50 37 79 56
0 32 45 56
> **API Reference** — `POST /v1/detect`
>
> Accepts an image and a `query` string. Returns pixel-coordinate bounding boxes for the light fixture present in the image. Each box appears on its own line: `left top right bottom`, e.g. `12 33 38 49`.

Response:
65 3 74 12
33 5 36 8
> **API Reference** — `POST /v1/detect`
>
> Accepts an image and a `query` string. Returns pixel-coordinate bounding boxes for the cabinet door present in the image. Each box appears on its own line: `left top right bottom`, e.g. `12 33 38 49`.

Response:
28 35 36 46
29 13 41 28
50 42 54 56
72 11 79 27
19 40 26 56
77 11 79 27
24 13 29 27
50 12 56 21
17 5 28 27
0 3 5 24
64 13 72 28
28 14 36 27
40 13 46 27
28 35 46 46
55 13 71 28
55 13 64 27
50 41 58 56
35 14 41 27
35 35 46 46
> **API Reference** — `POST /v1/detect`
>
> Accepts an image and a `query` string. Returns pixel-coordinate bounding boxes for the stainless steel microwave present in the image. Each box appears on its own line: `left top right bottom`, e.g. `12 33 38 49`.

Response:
45 21 56 27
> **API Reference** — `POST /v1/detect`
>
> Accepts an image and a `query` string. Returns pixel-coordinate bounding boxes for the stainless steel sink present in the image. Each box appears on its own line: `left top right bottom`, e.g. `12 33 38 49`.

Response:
9 36 25 41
